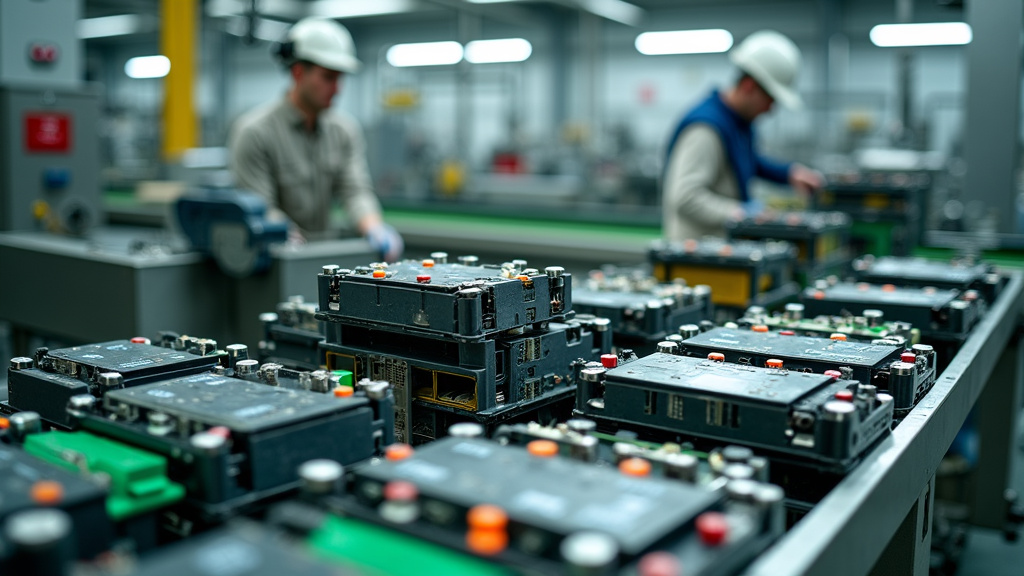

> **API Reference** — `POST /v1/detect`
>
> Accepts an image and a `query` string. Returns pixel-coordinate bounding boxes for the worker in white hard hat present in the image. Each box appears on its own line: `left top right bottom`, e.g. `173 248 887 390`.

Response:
662 30 824 241
229 17 403 260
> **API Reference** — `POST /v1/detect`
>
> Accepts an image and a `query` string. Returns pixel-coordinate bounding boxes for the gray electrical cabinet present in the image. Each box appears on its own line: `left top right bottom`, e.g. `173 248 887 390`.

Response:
0 85 101 234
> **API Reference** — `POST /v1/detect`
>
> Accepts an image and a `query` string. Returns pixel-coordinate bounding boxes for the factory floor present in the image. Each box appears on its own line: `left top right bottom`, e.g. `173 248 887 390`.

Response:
0 321 1020 575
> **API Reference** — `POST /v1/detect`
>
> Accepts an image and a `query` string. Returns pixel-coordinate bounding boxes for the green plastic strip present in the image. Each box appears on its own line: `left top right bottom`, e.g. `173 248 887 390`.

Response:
309 515 513 576
24 431 185 521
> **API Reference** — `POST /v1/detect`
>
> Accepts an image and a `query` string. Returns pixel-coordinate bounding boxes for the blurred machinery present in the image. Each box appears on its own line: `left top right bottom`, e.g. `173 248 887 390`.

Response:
175 188 289 278
0 1 100 235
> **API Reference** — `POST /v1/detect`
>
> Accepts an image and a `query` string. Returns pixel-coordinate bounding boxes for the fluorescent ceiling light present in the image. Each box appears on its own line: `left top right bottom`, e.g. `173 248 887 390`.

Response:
310 0 417 18
77 14 142 39
125 55 171 79
869 22 971 47
465 38 532 64
208 0 418 19
386 41 463 67
635 29 733 55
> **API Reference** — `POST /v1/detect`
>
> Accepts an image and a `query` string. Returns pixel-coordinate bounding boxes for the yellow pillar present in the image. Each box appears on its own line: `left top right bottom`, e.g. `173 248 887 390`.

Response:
160 0 197 161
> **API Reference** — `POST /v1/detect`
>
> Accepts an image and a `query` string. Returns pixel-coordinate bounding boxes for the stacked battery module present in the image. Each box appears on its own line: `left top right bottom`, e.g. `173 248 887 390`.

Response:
316 254 612 444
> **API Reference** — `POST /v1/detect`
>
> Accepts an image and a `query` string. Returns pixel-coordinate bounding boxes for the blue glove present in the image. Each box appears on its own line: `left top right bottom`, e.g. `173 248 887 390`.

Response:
365 222 404 262
741 200 765 219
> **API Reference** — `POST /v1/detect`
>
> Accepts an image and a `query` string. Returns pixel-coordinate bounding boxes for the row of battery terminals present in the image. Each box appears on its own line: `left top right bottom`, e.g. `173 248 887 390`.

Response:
0 250 999 573
0 338 783 576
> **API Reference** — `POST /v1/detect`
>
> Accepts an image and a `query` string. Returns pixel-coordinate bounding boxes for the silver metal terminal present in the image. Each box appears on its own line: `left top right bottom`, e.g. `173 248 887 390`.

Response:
823 400 857 421
363 381 391 400
235 359 259 377
857 383 878 397
9 357 33 370
545 266 565 278
566 419 597 435
862 309 884 325
310 371 330 393
949 300 970 310
97 372 124 389
147 412 173 436
656 341 679 355
457 255 479 266
190 432 226 451
580 367 606 383
260 363 283 386
299 459 344 494
590 317 611 332
457 287 482 299
876 393 894 404
747 456 770 481
448 422 485 438
784 302 804 320
258 312 278 324
912 344 934 356
752 483 786 507
727 478 759 502
560 531 619 571
678 324 700 339
67 394 96 417
723 463 755 480
511 259 528 272
890 361 915 376
663 453 699 482
9 412 42 440
4 508 72 549
693 284 712 298
195 339 218 356
322 264 340 275
430 252 448 264
722 445 754 463
611 442 642 461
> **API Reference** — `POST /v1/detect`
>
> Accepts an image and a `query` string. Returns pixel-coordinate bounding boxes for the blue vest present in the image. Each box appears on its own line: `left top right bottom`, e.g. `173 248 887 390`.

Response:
665 90 791 203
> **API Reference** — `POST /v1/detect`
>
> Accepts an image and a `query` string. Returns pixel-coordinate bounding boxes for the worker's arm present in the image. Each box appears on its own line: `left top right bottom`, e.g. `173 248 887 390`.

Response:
228 121 297 226
335 115 383 234
756 153 824 194
336 115 402 260
664 124 746 227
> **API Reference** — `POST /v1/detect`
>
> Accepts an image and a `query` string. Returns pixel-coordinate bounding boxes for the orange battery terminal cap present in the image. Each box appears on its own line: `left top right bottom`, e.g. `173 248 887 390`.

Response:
385 443 414 461
619 457 652 477
31 480 64 505
467 505 508 531
334 385 354 397
526 439 559 458
467 528 508 556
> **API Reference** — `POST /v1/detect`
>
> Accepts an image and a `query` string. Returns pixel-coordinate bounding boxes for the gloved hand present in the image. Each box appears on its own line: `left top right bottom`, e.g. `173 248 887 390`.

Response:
741 199 766 218
365 222 404 262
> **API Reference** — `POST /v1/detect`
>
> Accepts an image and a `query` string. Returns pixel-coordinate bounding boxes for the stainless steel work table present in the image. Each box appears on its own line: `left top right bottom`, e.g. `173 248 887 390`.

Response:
743 270 1024 576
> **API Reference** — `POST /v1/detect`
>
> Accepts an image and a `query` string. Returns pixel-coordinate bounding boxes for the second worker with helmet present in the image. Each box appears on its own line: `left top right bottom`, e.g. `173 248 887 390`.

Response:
662 30 825 242
229 18 403 261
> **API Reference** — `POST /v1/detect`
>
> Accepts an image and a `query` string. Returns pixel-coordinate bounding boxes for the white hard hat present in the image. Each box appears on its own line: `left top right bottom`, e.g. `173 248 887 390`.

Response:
729 30 802 109
286 17 361 73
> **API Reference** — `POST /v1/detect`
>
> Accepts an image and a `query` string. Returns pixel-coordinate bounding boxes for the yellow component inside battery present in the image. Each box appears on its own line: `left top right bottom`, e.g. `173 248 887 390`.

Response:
412 367 477 411
817 232 840 262
863 193 890 209
663 265 760 308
